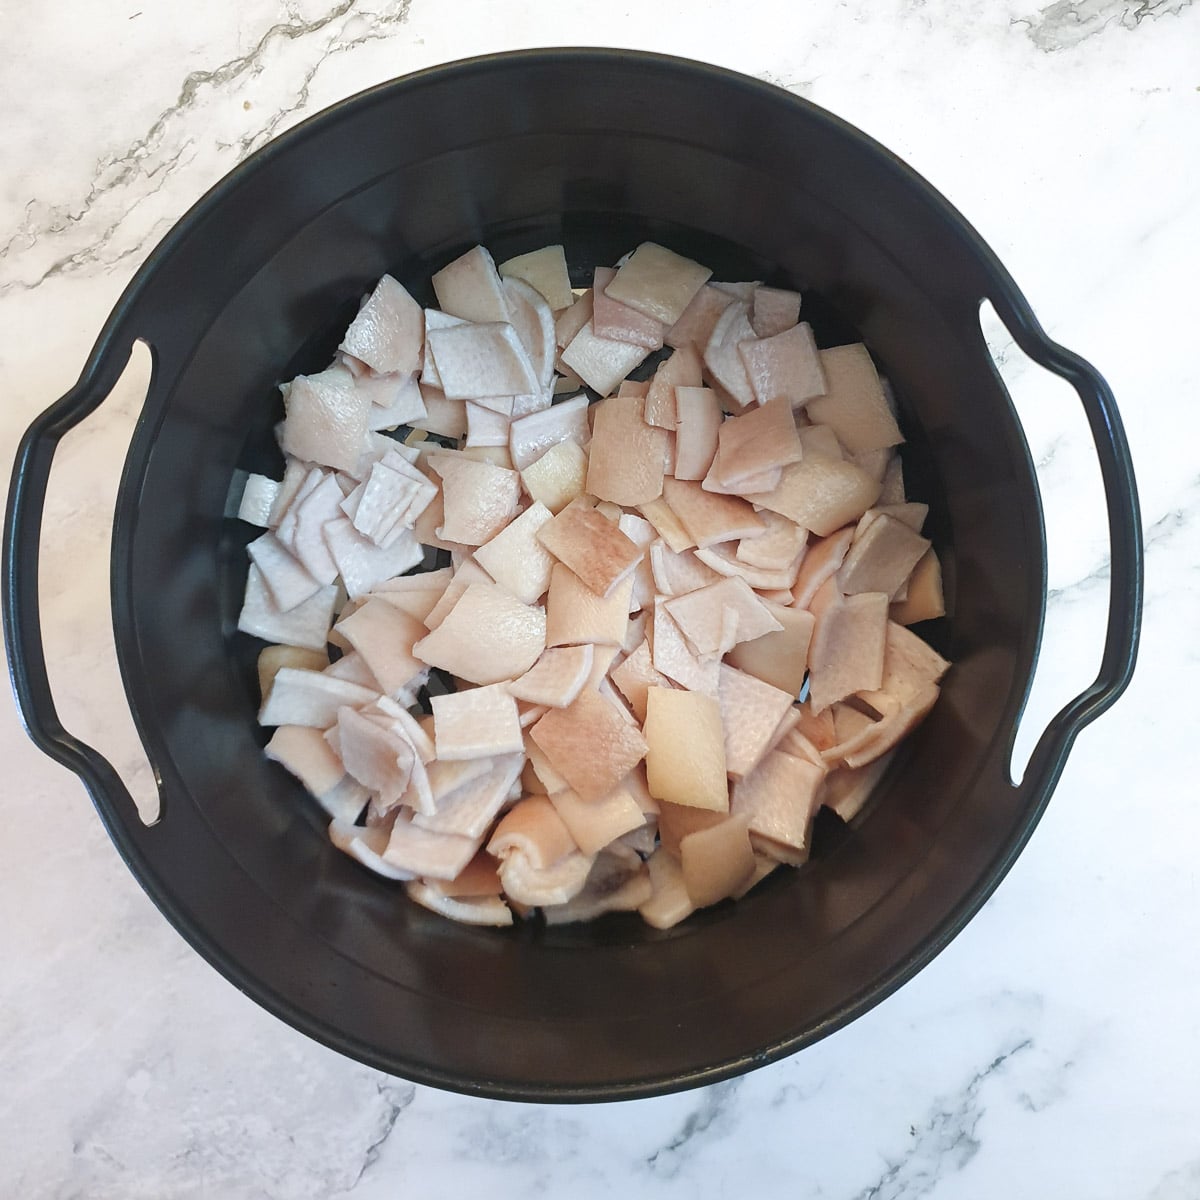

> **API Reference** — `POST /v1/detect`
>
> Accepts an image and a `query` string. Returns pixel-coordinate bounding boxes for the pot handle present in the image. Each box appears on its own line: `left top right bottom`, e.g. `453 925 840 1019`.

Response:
3 328 150 818
984 290 1144 794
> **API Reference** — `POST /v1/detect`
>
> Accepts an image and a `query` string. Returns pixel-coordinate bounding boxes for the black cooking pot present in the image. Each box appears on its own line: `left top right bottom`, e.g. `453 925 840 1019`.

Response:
3 50 1141 1101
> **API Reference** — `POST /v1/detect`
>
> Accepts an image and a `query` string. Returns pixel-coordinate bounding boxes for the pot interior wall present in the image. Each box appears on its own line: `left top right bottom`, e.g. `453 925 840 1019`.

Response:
113 55 1044 1095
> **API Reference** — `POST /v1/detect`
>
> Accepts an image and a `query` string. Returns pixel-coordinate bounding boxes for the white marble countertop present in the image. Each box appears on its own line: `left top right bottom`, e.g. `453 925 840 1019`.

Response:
2 1 1197 1195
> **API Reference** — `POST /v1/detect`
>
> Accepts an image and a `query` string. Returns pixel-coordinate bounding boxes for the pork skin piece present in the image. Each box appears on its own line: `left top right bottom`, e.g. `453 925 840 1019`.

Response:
538 498 643 598
529 687 648 802
604 242 712 325
339 274 424 376
413 582 546 685
432 683 524 760
431 244 509 324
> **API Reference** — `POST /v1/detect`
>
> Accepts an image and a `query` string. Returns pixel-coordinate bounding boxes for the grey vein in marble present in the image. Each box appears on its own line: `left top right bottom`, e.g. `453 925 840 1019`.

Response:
852 1039 1033 1200
1141 489 1197 554
1046 556 1113 604
1036 434 1067 472
1047 474 1198 604
1147 1157 1200 1200
0 139 200 298
348 1082 417 1190
224 0 414 160
54 1048 418 1199
450 1106 587 1169
1016 0 1194 50
644 1078 744 1180
767 1069 829 1109
755 70 819 96
0 0 412 298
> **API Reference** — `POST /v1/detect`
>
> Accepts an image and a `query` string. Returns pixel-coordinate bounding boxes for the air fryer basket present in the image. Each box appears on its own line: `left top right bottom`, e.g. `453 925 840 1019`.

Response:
4 50 1141 1101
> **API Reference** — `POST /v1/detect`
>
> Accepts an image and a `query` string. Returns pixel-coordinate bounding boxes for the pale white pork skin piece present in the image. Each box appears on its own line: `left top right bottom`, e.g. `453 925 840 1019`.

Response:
238 240 950 930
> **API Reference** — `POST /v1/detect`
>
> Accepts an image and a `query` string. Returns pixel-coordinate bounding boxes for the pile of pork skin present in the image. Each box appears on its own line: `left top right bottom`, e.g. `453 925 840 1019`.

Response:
236 241 949 930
